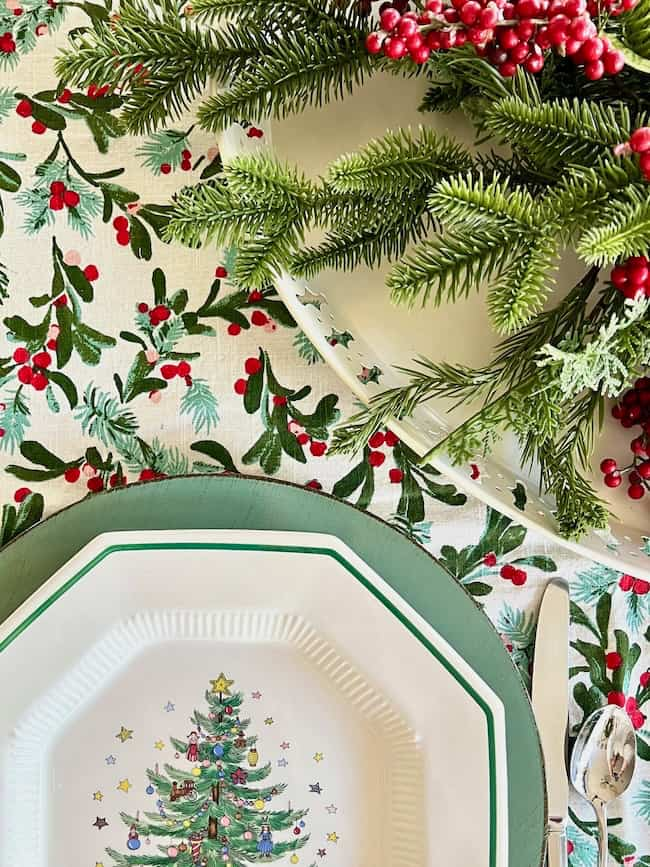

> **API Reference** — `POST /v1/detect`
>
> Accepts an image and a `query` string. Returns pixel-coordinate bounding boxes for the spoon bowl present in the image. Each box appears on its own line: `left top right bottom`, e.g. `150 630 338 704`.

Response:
570 705 636 867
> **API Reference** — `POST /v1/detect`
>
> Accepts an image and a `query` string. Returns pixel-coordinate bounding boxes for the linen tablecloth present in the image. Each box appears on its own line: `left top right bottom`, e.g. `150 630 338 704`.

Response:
0 5 648 864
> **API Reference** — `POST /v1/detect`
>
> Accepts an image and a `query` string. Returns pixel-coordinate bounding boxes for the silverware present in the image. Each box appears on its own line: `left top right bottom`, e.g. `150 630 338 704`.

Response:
532 578 570 867
570 705 636 867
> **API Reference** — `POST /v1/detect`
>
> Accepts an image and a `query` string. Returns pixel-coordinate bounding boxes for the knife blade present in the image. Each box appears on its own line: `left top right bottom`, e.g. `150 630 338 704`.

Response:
532 578 570 867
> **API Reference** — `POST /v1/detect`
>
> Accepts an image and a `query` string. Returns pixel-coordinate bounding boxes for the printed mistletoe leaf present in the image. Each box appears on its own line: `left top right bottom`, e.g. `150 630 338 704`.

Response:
332 457 368 500
637 736 650 761
191 440 238 473
200 151 223 180
244 352 265 414
573 682 603 722
169 288 189 315
19 439 67 469
463 581 493 596
596 593 612 647
273 405 307 464
152 267 166 305
25 100 66 131
498 524 528 555
61 261 94 303
120 330 147 350
512 555 557 571
0 492 43 547
0 160 21 193
570 600 600 641
290 394 339 440
397 467 425 524
129 377 167 400
47 370 78 409
129 215 152 261
4 311 49 347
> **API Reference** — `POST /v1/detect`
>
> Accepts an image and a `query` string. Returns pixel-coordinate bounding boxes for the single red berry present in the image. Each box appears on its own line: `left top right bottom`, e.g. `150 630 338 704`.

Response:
603 49 624 74
227 322 241 336
389 468 404 483
13 487 31 503
63 189 80 208
384 430 399 447
244 357 262 375
116 230 131 246
12 347 30 364
600 458 617 474
215 266 228 278
234 378 247 395
500 564 516 580
604 471 622 487
64 466 81 483
31 372 48 391
151 305 170 322
605 651 623 670
177 360 191 377
584 60 605 80
628 483 645 499
630 127 650 153
251 310 268 326
16 98 32 117
640 670 650 687
31 120 47 134
113 215 129 231
53 293 67 307
57 88 72 104
139 468 157 481
49 196 64 211
181 149 192 159
619 573 634 591
17 365 33 384
87 476 104 492
297 433 310 446
160 364 178 380
368 450 386 467
380 6 402 29
109 472 126 488
83 264 99 281
383 35 407 59
137 302 149 313
567 841 574 856
273 394 288 406
640 152 650 177
633 578 650 594
483 552 497 567
305 479 322 490
181 159 191 171
310 441 327 457
512 568 527 586
32 351 51 369
638 461 650 479
369 431 385 448
611 404 624 419
248 290 263 302
582 36 604 61
160 163 172 175
366 31 385 53
46 339 57 350
607 691 626 707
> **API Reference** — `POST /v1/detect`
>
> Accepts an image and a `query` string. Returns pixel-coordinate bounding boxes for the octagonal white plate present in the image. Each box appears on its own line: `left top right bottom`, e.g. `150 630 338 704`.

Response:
0 476 543 867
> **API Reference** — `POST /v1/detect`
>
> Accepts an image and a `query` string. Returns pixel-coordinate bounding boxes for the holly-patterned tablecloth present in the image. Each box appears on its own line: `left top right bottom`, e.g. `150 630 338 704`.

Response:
0 5 648 865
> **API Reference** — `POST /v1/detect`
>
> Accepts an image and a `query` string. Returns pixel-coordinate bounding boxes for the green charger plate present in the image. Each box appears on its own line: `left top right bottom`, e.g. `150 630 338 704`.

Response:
0 474 545 866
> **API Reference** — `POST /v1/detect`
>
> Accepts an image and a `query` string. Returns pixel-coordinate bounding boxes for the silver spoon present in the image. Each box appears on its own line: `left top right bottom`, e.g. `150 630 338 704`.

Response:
570 705 636 867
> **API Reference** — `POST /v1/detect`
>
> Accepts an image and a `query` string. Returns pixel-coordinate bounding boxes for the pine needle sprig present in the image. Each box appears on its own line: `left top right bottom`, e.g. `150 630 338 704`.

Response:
577 191 650 264
224 153 317 211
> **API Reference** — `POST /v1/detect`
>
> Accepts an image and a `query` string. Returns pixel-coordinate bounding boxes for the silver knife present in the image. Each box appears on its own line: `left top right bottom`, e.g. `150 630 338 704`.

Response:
532 578 570 867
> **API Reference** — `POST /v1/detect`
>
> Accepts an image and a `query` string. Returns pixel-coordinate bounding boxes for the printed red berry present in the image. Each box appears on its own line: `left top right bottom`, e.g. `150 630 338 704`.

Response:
310 441 327 457
483 552 498 567
384 430 399 447
297 433 310 446
500 564 516 580
160 163 172 175
273 394 288 406
13 487 31 503
109 473 126 488
181 149 192 160
83 264 99 281
87 476 104 493
368 431 385 448
57 88 72 104
633 578 650 594
181 159 192 171
605 651 623 670
368 450 385 467
31 372 48 391
389 468 404 483
567 841 574 856
244 357 262 375
139 468 157 481
151 305 170 322
234 378 247 395
64 466 81 483
177 360 191 377
305 479 322 490
215 266 228 278
640 670 650 687
512 568 527 586
251 310 268 326
53 293 67 307
607 690 626 707
137 302 149 313
31 120 47 134
160 364 178 380
17 365 32 384
116 230 131 246
227 322 241 336
16 98 32 117
12 347 29 364
32 351 51 369
619 573 634 591
48 338 58 350
248 290 263 302
113 215 129 231
63 189 80 208
49 195 64 211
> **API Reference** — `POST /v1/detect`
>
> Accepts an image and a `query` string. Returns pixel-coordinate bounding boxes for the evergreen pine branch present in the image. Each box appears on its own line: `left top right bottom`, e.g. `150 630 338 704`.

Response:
234 229 299 287
428 172 541 233
487 235 558 334
577 193 650 264
327 127 473 195
482 96 632 167
192 0 368 29
621 0 650 59
196 24 373 132
224 153 317 210
387 228 510 307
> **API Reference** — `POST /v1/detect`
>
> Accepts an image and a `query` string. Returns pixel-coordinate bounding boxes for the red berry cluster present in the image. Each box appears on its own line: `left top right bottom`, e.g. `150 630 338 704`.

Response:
0 31 16 54
136 300 172 327
87 83 111 99
63 463 127 492
160 360 193 386
367 429 401 474
500 563 528 585
610 254 650 299
113 215 131 246
600 376 650 499
607 691 646 729
48 180 80 212
365 0 626 79
13 347 51 392
246 126 264 139
288 416 328 456
618 572 650 594
626 127 650 181
15 98 50 134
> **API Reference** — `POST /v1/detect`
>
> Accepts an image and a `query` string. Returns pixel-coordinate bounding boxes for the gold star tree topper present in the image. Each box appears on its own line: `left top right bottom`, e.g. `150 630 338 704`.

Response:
210 673 234 696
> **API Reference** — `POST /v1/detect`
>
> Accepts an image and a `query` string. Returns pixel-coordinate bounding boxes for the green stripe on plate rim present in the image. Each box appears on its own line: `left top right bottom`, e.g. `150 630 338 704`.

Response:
0 540 498 867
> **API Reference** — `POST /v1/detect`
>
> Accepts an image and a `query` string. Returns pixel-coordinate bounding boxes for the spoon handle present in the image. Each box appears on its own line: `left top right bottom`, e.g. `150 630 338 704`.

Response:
595 803 609 867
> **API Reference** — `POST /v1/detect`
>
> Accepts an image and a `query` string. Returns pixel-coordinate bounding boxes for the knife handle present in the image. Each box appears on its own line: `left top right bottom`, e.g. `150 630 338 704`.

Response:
547 819 568 867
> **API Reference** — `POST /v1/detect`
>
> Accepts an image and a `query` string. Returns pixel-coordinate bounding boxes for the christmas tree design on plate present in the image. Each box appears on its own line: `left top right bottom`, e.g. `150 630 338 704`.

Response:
106 674 311 866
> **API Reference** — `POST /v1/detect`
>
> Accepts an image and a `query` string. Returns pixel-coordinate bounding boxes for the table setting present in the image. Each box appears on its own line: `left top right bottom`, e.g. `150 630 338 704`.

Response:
0 2 649 866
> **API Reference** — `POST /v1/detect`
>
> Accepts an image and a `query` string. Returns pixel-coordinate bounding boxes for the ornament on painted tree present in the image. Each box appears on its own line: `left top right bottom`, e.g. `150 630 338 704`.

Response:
186 730 200 762
248 747 259 767
127 822 141 850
